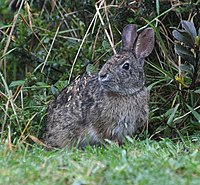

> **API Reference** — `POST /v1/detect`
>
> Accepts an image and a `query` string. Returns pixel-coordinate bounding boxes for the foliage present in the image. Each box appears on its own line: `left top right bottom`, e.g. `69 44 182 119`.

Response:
173 20 200 90
0 0 200 148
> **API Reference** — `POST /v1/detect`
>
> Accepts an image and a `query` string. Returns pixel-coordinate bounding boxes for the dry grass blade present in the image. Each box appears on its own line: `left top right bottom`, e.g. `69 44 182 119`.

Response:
8 125 13 151
25 1 33 30
0 0 25 75
68 12 98 83
104 1 115 44
18 113 38 143
29 135 50 148
41 21 62 72
19 14 48 53
55 1 78 38
174 105 200 122
0 71 20 131
95 0 116 54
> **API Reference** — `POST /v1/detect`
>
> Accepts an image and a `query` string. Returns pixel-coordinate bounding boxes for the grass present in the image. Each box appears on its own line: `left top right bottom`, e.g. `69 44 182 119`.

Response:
1 138 200 185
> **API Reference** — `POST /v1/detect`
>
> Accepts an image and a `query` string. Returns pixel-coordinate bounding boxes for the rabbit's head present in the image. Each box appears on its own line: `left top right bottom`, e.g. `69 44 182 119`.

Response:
98 24 155 95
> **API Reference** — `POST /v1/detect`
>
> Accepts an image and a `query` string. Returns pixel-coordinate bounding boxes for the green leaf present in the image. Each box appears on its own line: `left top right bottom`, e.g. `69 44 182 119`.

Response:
86 63 96 76
147 61 173 79
127 18 134 23
51 85 59 95
172 30 194 48
125 135 134 144
156 0 160 15
186 104 200 123
194 89 200 94
197 28 200 46
147 79 166 91
0 48 17 60
175 43 195 63
36 82 48 87
180 64 193 73
196 36 200 46
181 20 197 43
72 180 86 185
102 40 110 50
167 104 179 126
9 80 25 87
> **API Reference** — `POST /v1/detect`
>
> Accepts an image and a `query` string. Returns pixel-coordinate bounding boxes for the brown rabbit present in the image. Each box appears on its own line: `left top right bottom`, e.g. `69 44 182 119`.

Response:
42 24 155 149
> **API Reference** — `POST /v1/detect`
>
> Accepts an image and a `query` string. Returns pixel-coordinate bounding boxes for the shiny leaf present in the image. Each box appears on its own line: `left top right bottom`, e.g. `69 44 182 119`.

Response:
181 20 197 43
175 43 195 63
180 64 193 73
172 30 194 48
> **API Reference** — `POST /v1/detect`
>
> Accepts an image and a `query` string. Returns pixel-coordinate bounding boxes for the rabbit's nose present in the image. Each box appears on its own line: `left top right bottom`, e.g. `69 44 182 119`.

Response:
99 73 108 81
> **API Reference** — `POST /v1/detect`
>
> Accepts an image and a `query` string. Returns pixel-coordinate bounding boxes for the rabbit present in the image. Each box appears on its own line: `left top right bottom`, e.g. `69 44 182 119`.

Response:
42 24 155 149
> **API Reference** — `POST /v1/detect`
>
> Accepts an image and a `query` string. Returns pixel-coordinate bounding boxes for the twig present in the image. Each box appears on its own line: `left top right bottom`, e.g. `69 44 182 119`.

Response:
189 45 199 89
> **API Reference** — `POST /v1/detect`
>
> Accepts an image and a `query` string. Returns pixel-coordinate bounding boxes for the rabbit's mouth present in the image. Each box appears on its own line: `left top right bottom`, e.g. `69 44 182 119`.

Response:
100 79 145 95
100 80 119 92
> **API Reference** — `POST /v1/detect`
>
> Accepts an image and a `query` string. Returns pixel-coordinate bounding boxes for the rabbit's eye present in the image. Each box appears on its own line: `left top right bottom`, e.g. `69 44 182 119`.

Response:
122 62 129 70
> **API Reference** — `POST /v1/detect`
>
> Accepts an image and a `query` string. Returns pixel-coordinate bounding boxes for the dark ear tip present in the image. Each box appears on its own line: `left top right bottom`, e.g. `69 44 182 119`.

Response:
140 28 155 41
122 24 138 51
123 24 137 32
142 27 154 32
148 28 155 40
143 28 154 35
125 24 137 28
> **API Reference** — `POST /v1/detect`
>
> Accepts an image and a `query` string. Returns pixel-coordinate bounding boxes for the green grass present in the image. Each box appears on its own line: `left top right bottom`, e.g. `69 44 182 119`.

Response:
1 138 200 185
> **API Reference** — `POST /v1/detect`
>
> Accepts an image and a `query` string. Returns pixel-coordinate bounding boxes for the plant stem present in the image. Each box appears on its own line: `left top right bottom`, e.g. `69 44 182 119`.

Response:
190 49 199 89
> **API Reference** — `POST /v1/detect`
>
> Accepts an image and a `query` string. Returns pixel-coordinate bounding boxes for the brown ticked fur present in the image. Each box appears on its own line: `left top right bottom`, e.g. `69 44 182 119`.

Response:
42 24 155 149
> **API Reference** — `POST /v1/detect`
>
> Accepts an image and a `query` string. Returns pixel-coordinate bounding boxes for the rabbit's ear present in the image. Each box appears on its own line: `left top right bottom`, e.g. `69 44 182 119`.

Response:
122 24 138 51
134 28 154 59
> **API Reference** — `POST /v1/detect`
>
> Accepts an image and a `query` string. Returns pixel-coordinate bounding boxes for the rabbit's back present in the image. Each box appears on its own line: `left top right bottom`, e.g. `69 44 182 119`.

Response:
42 74 102 148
